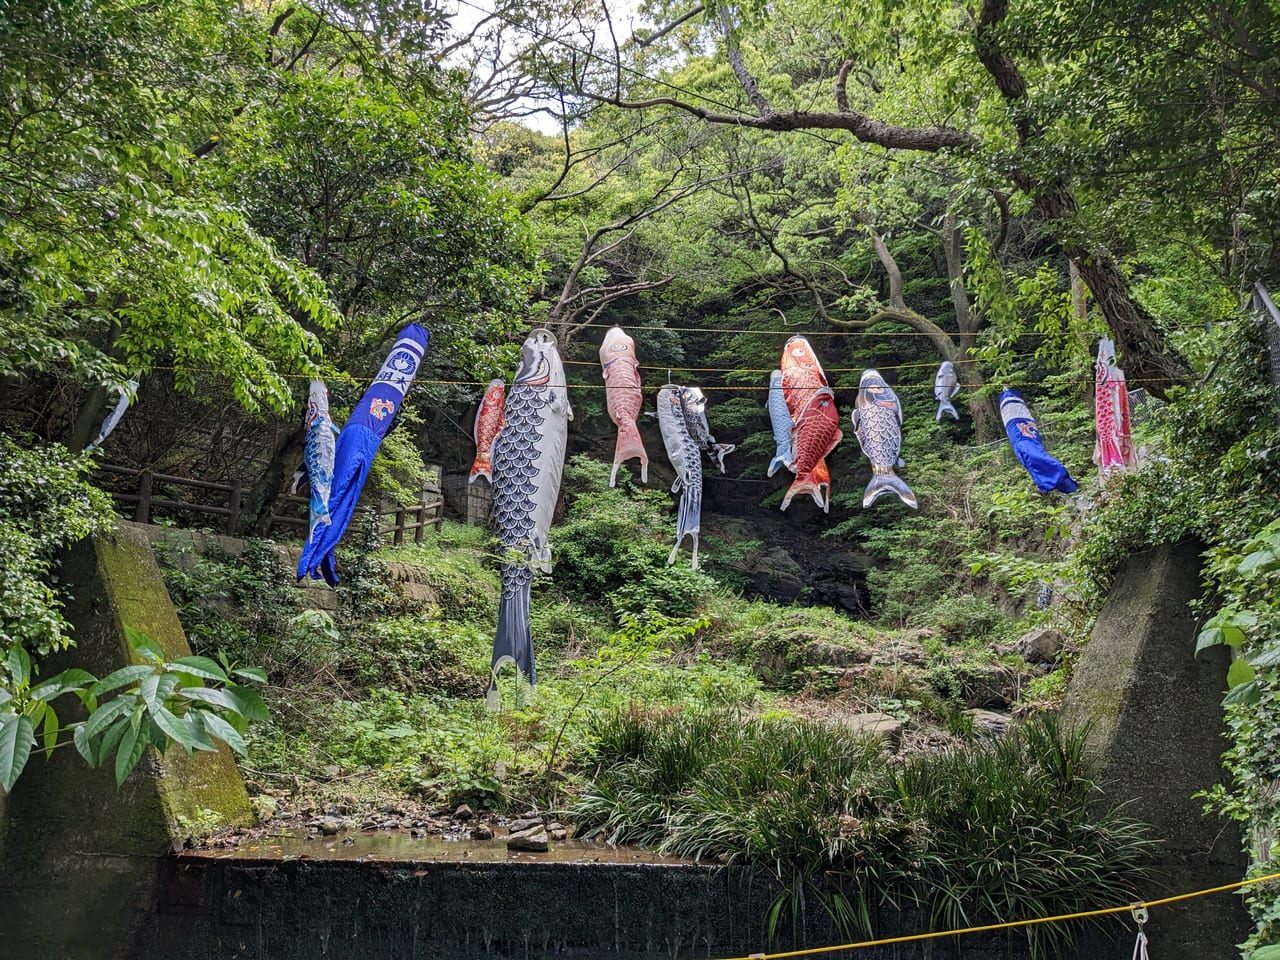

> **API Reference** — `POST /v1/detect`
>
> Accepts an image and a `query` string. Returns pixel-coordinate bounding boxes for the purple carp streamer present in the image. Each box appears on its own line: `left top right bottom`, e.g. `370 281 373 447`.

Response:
934 362 961 421
853 370 917 509
656 384 703 569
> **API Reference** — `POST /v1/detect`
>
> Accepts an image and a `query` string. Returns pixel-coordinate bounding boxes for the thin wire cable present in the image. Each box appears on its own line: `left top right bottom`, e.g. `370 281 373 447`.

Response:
561 352 1041 375
713 870 1280 960
139 365 1157 392
566 320 1050 337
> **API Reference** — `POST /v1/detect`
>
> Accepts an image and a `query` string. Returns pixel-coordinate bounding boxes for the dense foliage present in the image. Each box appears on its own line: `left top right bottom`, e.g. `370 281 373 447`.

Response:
4 0 1280 955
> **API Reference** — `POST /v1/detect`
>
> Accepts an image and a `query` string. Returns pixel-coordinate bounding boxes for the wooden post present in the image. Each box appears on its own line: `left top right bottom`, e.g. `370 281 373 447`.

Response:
393 508 405 546
134 472 152 524
414 504 425 544
227 479 244 536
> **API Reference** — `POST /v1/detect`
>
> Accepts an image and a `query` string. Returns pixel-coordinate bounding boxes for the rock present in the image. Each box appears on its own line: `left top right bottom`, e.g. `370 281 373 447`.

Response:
955 663 1021 708
799 640 869 668
506 827 549 853
507 817 541 833
381 819 400 830
840 712 905 747
1015 627 1066 664
547 822 568 841
453 803 475 821
472 823 494 840
320 817 342 836
965 709 1011 736
810 580 869 617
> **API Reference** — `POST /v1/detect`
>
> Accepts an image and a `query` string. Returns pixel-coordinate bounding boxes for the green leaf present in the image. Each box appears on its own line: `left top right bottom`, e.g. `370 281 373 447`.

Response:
90 664 156 697
138 672 179 714
1227 658 1256 688
183 713 218 753
1224 680 1262 707
176 687 242 712
196 710 247 756
1248 645 1280 669
225 684 269 723
94 714 132 767
6 643 32 688
40 701 59 756
125 626 165 663
166 656 227 683
114 722 147 785
56 668 98 689
1250 943 1280 960
84 696 134 737
231 666 268 684
149 704 197 752
1221 626 1247 648
72 722 93 765
0 712 35 792
1238 549 1280 575
30 667 97 701
1195 626 1225 654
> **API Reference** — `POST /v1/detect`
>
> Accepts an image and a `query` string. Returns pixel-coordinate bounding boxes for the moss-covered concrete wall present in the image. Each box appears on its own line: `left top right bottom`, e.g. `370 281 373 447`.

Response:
127 856 1028 960
0 524 253 960
1063 540 1248 960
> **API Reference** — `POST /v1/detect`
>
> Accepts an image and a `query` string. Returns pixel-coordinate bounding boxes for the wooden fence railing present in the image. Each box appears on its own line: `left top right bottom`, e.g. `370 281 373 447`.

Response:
97 464 443 543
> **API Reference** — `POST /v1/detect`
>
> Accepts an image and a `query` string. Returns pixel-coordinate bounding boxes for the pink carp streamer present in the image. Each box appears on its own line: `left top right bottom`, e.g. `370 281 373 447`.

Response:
1093 337 1137 479
599 326 649 486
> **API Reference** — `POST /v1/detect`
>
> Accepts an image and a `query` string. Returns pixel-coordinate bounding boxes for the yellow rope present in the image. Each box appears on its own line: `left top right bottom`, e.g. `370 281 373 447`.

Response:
716 871 1280 960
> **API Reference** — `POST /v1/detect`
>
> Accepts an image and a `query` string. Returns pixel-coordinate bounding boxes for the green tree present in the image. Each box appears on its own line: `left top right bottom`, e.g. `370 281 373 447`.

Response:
0 0 341 438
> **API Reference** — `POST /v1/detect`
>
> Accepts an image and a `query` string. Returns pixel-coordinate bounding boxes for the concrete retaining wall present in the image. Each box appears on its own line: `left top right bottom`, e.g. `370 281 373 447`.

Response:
1063 540 1248 960
127 856 1030 960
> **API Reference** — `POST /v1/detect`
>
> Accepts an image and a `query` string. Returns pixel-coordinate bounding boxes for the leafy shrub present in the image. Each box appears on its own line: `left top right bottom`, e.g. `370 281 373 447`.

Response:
160 539 311 684
0 436 115 656
554 454 716 619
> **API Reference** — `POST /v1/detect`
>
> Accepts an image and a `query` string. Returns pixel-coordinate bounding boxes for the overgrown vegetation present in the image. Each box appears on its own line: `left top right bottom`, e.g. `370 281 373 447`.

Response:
1070 312 1280 954
572 709 1153 955
0 437 266 791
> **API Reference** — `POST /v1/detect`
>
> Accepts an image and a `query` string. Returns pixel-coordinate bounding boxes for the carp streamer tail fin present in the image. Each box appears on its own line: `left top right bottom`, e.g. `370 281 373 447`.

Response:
863 468 918 509
487 564 535 710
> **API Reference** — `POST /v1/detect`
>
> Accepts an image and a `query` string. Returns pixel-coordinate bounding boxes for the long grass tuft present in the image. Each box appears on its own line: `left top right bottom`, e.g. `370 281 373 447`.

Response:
570 710 1156 955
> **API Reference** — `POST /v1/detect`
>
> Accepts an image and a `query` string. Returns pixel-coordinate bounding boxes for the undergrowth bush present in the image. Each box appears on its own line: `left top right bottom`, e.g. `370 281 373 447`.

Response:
555 454 717 620
572 710 1154 954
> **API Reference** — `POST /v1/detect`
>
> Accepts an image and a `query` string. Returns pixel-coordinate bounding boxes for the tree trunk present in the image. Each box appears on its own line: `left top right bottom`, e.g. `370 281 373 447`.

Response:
245 423 306 535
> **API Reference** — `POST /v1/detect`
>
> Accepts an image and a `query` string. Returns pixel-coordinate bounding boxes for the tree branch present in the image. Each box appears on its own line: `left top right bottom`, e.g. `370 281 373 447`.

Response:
720 7 772 115
577 88 975 151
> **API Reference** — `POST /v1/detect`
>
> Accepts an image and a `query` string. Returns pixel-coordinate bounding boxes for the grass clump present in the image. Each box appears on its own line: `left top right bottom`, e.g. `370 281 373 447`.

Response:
571 710 1154 955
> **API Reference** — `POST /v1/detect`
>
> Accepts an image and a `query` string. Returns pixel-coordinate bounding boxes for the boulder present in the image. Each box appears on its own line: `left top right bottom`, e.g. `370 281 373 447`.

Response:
506 827 549 853
839 712 904 748
1015 627 1066 664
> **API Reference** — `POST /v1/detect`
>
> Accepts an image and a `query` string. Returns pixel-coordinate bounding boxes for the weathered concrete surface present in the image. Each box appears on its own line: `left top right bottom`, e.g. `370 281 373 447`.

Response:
127 856 1030 960
1062 540 1248 960
0 524 253 960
